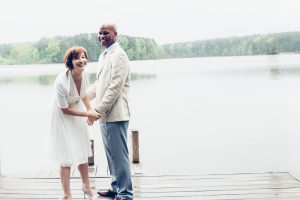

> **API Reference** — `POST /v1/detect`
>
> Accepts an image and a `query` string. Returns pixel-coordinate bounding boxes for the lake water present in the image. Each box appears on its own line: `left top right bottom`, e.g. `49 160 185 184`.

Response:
1 54 300 176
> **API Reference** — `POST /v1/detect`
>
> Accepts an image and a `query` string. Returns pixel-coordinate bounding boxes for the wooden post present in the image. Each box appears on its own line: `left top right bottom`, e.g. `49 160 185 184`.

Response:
131 130 140 163
0 154 1 176
88 140 94 166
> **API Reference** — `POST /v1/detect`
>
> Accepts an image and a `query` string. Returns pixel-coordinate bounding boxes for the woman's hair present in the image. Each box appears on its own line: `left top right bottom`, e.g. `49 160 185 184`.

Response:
64 46 88 69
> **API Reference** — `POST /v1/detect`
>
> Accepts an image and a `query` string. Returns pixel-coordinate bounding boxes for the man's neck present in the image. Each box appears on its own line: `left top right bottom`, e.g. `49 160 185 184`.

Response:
106 42 117 49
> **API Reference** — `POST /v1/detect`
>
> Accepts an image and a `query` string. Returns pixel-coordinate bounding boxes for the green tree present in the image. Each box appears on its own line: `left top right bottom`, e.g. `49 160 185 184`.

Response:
44 38 61 63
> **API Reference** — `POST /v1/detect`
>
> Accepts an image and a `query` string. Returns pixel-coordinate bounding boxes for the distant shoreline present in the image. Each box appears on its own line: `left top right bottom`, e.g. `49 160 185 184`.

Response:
0 31 300 65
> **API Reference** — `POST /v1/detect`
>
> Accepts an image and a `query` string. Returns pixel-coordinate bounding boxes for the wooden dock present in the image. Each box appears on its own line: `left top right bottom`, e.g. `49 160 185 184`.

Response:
1 169 300 199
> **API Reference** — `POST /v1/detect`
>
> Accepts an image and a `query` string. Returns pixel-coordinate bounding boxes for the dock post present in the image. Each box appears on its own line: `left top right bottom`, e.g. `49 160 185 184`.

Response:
131 130 140 163
88 140 94 166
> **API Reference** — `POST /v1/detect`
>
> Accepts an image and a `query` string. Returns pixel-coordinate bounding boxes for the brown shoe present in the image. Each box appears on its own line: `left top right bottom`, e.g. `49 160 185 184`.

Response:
97 189 117 198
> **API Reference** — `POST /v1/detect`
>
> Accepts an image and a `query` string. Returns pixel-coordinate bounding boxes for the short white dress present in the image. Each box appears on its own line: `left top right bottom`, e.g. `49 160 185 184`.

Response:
47 69 92 167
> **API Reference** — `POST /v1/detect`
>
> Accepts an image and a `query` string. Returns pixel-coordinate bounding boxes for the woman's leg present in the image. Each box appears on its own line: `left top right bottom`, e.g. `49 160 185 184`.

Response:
78 162 94 198
60 166 72 199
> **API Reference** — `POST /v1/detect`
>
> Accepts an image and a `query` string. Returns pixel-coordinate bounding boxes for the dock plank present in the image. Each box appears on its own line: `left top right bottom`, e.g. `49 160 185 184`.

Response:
1 172 300 199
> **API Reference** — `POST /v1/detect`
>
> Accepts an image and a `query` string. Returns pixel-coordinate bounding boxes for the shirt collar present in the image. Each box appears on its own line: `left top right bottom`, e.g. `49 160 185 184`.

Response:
105 42 118 54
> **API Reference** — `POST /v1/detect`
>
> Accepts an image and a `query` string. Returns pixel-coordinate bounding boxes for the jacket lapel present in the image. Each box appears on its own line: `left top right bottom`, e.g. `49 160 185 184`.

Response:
96 44 119 78
96 51 107 78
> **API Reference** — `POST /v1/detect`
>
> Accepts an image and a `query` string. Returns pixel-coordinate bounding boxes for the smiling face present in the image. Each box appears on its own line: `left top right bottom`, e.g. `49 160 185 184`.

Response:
72 52 87 72
98 24 117 48
64 47 88 70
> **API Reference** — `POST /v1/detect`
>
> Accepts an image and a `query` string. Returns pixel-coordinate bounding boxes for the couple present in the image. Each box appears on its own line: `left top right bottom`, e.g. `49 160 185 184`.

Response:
47 24 133 200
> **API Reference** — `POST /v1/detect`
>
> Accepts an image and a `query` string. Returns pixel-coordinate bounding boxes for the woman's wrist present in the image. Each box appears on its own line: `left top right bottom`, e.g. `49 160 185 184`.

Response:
86 110 90 117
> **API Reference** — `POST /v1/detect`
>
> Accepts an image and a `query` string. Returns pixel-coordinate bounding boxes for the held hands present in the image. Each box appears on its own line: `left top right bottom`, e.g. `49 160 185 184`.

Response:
86 109 101 126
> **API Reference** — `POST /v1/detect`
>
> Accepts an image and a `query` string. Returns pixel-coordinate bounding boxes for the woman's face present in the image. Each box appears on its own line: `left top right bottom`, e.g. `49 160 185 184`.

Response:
72 52 87 71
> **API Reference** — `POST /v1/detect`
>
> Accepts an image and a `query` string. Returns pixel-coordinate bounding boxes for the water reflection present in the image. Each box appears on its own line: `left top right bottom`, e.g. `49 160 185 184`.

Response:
0 73 157 86
213 66 300 78
269 66 300 77
0 75 56 86
129 73 156 81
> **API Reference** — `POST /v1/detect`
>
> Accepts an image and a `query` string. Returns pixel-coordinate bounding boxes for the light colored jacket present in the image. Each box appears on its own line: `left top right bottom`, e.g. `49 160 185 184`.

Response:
87 42 130 122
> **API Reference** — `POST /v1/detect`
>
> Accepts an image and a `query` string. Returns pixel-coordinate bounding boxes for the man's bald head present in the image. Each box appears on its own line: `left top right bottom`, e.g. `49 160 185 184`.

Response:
100 24 117 34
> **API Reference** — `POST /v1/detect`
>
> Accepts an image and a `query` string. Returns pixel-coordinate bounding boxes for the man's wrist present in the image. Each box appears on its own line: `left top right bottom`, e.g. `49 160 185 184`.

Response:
95 108 106 117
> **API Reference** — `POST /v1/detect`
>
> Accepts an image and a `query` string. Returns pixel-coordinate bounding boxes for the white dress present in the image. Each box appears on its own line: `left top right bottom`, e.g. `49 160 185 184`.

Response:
47 69 92 167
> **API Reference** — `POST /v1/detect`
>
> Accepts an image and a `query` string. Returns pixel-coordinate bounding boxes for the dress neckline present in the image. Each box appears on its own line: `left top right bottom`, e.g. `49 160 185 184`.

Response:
69 70 83 96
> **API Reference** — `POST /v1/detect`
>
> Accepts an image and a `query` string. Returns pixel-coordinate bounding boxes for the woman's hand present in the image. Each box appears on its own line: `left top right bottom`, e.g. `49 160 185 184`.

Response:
86 109 101 126
87 117 95 126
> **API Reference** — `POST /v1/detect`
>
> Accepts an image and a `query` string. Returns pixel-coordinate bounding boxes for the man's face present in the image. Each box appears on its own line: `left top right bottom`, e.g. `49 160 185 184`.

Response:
98 26 117 48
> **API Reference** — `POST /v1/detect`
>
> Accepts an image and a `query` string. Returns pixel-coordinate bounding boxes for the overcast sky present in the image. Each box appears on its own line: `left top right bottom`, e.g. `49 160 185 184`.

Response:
1 0 300 44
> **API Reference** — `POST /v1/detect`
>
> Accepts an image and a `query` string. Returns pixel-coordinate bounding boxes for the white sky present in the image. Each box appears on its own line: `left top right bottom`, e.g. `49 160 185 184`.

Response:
1 0 300 44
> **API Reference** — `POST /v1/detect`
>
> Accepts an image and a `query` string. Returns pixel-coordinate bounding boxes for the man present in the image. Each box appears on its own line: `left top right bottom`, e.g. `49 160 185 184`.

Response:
87 24 133 200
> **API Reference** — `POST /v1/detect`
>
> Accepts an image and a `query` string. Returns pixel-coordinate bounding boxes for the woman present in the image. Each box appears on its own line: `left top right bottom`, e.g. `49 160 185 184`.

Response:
47 46 99 200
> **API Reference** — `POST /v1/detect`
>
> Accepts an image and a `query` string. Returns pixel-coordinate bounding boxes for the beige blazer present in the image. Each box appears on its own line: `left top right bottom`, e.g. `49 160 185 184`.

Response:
88 42 130 122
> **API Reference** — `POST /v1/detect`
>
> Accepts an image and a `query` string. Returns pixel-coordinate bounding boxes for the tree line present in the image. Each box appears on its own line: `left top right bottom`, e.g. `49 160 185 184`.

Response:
0 31 299 65
0 34 164 64
163 32 300 58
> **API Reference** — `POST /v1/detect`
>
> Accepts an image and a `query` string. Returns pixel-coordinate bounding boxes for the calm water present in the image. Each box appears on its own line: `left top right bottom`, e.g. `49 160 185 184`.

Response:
1 54 300 176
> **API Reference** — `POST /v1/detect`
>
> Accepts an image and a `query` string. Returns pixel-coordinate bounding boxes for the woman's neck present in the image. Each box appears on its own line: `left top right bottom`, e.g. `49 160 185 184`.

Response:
71 69 82 82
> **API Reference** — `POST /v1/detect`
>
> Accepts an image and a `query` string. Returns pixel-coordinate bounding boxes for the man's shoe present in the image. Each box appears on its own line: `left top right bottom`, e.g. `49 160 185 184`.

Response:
97 189 117 198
